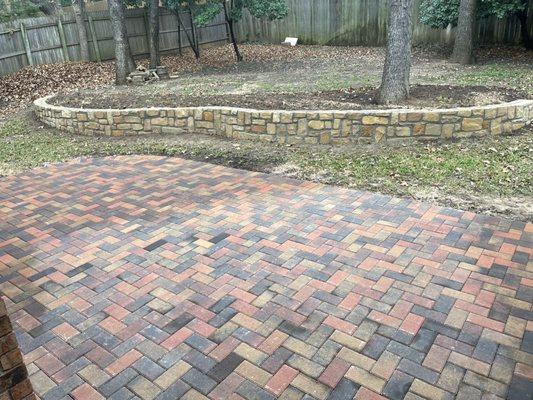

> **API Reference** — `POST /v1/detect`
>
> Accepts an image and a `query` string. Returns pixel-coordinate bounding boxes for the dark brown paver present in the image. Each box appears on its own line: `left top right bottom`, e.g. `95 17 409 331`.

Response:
0 156 531 400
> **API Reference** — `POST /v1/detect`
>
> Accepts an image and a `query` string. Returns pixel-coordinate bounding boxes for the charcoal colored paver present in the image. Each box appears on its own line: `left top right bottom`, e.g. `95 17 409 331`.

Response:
0 156 532 400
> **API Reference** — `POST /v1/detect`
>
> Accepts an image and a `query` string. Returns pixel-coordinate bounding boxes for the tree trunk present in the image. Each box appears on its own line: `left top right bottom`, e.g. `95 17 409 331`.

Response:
188 10 201 58
516 7 533 50
107 0 136 84
149 0 160 69
451 0 477 64
72 0 90 61
223 3 242 61
174 11 200 59
378 0 414 105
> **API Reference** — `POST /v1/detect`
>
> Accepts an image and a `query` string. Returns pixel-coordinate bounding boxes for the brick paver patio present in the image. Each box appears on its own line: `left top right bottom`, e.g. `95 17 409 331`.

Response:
0 156 532 400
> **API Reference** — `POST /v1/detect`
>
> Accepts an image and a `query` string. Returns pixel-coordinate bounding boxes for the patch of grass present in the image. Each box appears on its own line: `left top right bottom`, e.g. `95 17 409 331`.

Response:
0 119 27 138
456 63 533 95
250 81 303 94
0 120 92 174
0 118 286 176
315 74 374 92
288 136 532 197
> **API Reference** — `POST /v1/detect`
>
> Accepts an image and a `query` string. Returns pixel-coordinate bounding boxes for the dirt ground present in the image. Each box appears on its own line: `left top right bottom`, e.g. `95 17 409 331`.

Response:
52 84 524 110
2 44 532 118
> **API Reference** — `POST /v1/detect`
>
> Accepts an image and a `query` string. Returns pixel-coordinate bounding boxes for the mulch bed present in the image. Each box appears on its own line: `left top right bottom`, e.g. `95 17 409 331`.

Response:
51 84 525 111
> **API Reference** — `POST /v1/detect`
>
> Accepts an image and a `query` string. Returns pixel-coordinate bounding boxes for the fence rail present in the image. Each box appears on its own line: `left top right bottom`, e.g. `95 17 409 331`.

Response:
0 8 229 76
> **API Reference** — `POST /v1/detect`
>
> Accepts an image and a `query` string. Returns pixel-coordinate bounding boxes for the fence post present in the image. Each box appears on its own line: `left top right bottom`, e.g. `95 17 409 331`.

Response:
178 21 182 55
57 17 70 61
19 23 34 66
144 11 150 54
88 16 101 62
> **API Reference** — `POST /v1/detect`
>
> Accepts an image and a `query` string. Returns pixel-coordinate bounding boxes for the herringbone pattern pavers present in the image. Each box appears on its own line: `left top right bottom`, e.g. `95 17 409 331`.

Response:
0 156 532 400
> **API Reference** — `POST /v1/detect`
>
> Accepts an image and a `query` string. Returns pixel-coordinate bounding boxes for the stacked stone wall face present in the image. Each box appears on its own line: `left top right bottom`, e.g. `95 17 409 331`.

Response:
0 297 35 400
35 96 533 144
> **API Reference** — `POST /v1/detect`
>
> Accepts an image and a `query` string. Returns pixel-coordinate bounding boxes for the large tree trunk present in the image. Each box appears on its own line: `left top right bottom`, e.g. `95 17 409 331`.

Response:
451 0 477 64
222 2 242 61
72 0 90 61
149 0 160 69
378 0 414 105
107 0 136 84
516 6 533 50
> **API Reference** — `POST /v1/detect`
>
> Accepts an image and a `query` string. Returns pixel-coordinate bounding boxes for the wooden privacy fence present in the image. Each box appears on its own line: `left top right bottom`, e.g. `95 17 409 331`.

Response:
236 0 533 46
0 8 229 76
1 0 532 77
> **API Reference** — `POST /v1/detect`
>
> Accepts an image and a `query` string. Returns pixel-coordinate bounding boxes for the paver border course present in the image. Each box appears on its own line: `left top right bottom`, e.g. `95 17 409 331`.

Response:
35 95 533 145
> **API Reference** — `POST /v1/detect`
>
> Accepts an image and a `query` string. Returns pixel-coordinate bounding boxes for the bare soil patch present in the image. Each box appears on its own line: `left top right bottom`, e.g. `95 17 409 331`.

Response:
51 84 524 111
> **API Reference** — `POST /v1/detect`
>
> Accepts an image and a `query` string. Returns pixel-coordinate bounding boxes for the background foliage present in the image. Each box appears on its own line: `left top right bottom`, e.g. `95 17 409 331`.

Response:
194 0 288 26
419 0 528 28
0 0 40 22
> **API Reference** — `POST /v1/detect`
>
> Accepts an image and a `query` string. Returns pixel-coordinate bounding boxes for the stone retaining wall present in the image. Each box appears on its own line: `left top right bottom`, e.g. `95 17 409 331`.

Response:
0 297 35 400
35 96 533 145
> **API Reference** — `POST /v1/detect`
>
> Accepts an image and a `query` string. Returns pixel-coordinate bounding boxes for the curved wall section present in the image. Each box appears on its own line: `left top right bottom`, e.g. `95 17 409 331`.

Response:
35 96 533 145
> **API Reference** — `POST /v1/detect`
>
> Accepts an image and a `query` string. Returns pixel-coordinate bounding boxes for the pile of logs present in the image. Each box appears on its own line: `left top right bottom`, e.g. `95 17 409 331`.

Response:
128 65 170 85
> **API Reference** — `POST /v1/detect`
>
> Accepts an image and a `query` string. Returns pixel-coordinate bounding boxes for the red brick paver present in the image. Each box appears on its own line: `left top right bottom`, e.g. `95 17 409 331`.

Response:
0 156 532 400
